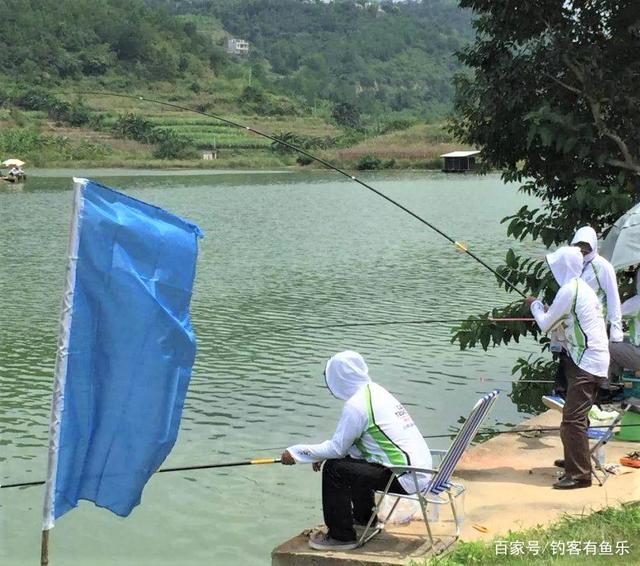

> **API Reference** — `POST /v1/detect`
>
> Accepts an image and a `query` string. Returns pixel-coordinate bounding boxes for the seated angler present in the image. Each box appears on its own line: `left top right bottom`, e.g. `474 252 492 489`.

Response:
280 350 432 550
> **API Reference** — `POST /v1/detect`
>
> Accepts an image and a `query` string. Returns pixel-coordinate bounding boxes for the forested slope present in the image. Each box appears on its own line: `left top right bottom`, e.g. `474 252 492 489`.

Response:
169 0 473 117
0 0 223 82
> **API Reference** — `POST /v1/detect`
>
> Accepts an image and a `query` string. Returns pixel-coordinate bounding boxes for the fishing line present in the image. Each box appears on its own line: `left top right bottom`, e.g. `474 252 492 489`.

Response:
65 91 526 298
224 316 535 337
3 424 637 490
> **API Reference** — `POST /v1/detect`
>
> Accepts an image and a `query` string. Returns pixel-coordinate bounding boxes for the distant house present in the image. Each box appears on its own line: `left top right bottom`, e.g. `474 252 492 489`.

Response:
440 150 480 173
225 38 250 56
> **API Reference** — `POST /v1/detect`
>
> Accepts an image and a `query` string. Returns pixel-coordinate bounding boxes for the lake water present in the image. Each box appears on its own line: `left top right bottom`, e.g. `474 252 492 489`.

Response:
1 169 543 565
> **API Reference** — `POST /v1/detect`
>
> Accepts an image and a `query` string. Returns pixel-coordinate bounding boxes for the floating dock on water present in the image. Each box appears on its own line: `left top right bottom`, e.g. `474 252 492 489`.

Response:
272 410 640 566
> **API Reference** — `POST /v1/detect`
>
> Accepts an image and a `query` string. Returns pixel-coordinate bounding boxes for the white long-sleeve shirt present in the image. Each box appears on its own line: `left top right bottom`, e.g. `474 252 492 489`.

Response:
582 256 623 342
287 382 432 493
531 278 609 377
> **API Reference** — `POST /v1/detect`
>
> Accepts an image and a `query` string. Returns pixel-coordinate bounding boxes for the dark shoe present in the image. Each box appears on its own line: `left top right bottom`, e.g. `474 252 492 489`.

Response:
554 459 565 468
553 477 592 490
308 531 358 551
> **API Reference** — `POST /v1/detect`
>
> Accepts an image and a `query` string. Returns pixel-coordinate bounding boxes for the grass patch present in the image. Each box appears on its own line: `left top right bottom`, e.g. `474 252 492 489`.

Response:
420 504 640 565
323 123 463 168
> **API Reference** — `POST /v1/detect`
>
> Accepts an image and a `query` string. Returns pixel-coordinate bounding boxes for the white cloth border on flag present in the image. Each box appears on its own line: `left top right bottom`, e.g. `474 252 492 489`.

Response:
42 178 88 531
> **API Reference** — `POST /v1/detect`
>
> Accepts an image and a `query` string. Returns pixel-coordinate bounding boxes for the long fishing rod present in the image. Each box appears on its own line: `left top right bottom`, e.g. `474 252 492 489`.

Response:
4 423 638 490
68 91 526 298
0 457 281 490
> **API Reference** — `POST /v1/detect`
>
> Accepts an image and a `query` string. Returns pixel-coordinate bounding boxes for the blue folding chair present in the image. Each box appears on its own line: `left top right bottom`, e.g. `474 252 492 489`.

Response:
357 390 500 552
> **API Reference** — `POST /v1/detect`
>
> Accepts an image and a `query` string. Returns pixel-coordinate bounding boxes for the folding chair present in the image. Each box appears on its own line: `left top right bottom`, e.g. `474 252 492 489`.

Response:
589 405 629 485
356 390 500 552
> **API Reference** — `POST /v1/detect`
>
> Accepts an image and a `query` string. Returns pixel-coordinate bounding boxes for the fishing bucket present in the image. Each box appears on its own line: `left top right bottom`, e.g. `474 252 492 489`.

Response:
615 400 640 442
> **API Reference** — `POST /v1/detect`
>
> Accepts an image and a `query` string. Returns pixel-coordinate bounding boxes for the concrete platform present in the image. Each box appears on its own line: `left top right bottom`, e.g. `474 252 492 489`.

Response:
272 410 640 566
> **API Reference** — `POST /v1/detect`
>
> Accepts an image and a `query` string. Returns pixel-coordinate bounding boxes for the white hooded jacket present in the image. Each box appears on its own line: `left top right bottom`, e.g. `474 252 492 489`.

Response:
286 351 432 493
530 247 609 377
621 270 640 346
571 226 623 342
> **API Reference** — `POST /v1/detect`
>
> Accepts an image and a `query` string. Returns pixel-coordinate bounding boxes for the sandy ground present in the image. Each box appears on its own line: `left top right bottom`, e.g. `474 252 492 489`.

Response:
456 410 640 542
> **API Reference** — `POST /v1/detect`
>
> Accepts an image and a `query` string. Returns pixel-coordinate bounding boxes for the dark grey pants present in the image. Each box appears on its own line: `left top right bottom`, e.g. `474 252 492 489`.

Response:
609 341 640 378
561 356 604 481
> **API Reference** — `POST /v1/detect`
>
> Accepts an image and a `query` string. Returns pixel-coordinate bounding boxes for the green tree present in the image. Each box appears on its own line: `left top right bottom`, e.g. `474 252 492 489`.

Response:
331 102 361 130
449 1 640 393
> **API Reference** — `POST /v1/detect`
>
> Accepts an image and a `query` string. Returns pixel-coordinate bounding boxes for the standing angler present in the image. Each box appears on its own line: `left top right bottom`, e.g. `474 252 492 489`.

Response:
526 247 609 489
544 226 623 407
280 350 432 550
571 226 623 343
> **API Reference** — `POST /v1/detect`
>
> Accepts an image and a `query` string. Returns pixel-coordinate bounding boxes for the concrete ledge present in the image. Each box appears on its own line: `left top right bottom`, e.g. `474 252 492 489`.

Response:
272 526 451 566
272 410 640 566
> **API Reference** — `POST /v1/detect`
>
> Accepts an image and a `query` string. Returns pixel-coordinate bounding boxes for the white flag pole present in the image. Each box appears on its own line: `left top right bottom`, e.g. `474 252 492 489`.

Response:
41 178 87 565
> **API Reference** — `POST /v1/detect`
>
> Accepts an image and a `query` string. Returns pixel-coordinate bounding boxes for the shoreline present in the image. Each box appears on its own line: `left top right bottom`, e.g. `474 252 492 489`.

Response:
25 160 448 172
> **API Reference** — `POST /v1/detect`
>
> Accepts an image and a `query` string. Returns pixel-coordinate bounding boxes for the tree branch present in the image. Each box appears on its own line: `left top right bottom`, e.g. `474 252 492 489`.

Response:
542 71 581 95
560 54 640 176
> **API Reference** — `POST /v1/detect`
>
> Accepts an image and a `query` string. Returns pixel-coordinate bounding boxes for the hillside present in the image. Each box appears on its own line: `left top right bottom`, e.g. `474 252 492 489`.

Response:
0 0 472 168
168 0 474 119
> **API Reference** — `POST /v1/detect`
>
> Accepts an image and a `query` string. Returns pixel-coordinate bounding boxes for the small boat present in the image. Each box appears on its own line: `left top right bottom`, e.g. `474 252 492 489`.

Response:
1 158 27 182
1 173 27 183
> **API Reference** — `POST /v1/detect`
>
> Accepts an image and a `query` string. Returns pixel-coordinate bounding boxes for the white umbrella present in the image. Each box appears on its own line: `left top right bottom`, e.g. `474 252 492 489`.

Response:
600 202 640 270
2 158 25 167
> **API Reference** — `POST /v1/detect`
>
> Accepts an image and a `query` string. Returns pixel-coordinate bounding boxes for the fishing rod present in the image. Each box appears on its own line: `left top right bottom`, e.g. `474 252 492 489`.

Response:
67 91 526 299
4 424 638 490
0 457 281 490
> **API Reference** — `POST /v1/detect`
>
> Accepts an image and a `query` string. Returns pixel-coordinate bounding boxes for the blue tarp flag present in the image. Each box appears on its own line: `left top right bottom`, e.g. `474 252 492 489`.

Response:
42 178 203 529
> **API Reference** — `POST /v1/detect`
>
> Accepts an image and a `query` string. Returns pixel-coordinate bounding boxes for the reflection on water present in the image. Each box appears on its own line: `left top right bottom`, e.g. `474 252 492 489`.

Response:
1 170 544 565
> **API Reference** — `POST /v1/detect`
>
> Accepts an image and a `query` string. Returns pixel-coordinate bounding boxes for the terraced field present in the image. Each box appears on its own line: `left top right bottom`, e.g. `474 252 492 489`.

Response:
95 105 340 151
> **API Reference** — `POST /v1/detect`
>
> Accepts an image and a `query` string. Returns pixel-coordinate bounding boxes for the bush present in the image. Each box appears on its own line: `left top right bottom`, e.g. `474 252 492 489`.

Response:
12 88 57 111
151 129 197 159
379 118 417 134
63 101 91 127
356 154 382 170
0 128 108 164
239 85 266 105
10 89 90 126
113 113 155 143
332 102 361 129
296 154 313 166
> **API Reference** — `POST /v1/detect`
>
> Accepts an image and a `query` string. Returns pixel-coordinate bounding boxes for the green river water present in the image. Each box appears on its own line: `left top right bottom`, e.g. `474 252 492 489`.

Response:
1 169 543 565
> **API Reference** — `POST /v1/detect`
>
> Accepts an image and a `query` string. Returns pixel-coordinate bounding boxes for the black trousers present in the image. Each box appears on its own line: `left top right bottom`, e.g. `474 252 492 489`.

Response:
553 351 568 398
322 457 406 542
